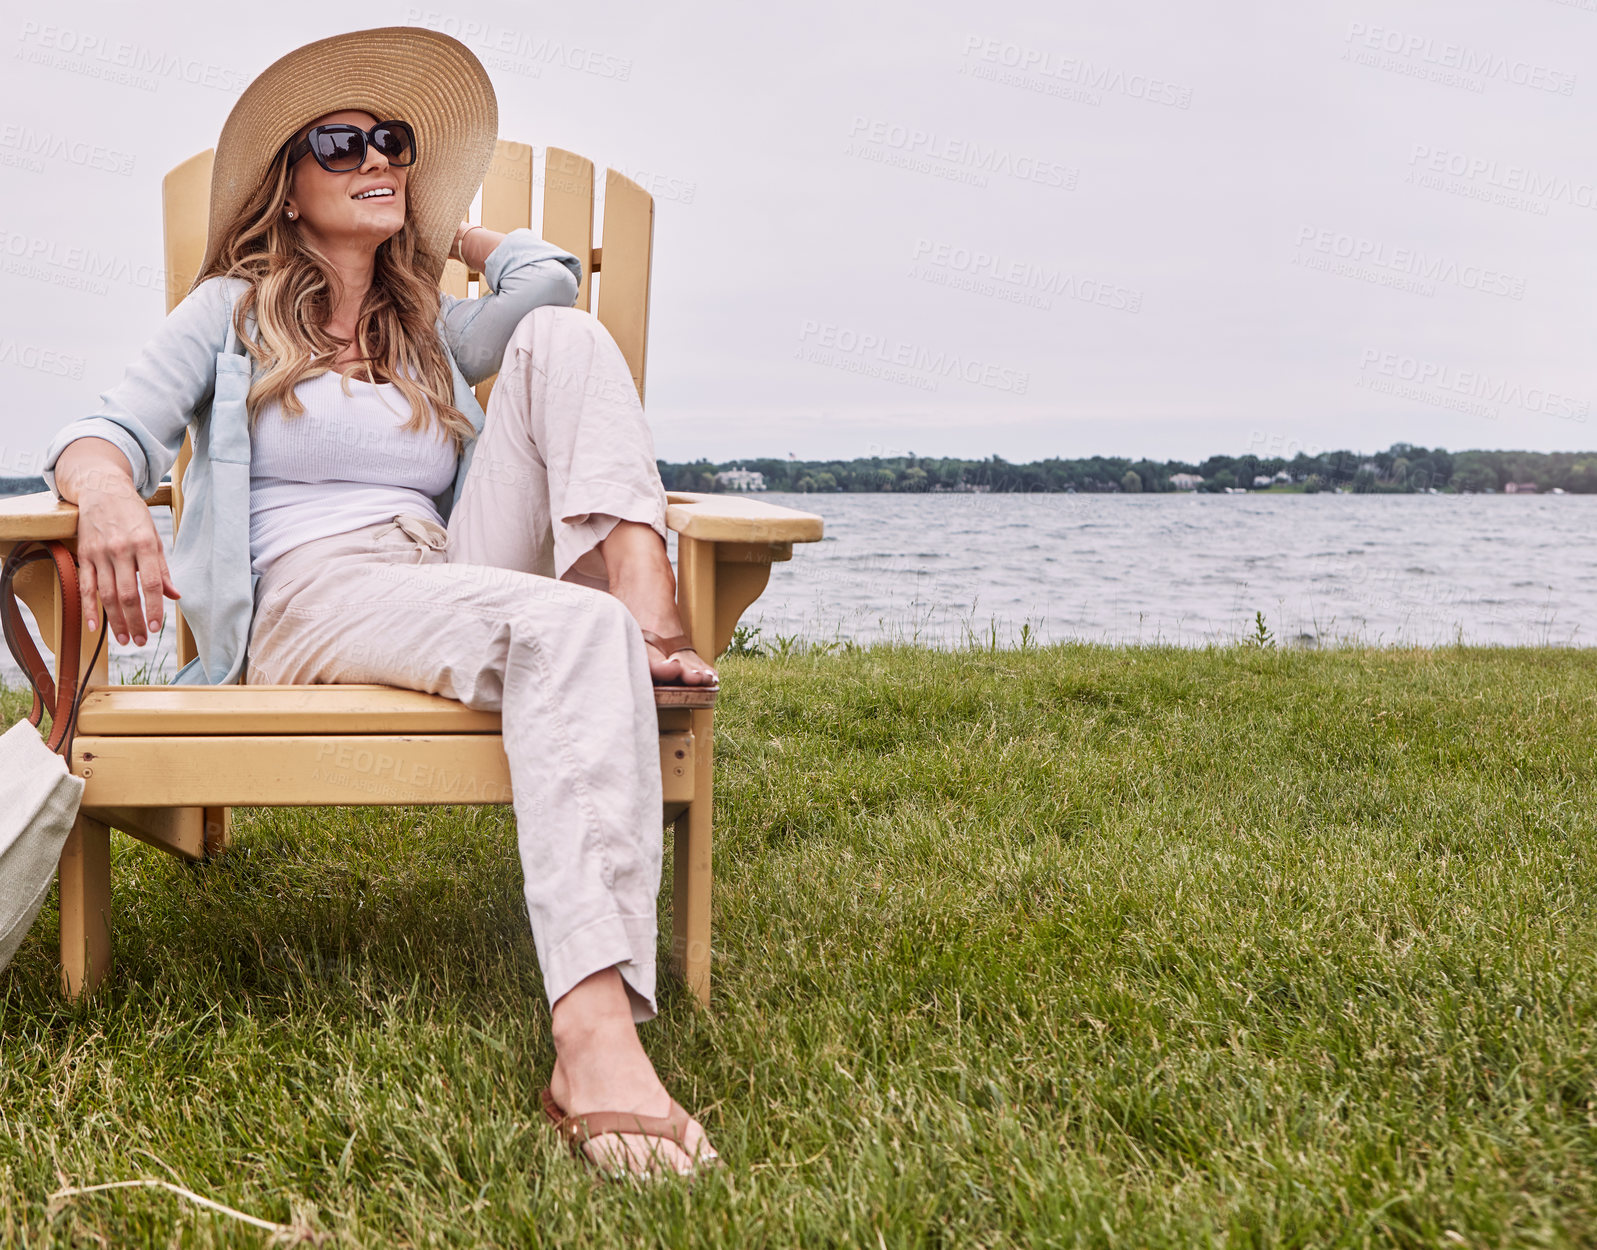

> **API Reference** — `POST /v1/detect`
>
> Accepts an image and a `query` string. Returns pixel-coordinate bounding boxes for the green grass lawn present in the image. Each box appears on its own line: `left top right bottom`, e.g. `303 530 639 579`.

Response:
2 643 1595 1247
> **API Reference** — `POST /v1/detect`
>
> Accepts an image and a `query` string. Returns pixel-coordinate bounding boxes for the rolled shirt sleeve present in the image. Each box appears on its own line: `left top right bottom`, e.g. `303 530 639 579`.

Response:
440 228 584 386
41 277 235 500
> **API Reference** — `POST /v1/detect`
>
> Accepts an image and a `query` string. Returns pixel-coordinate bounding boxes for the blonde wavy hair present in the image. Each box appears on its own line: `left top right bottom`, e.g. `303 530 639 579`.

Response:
192 125 471 450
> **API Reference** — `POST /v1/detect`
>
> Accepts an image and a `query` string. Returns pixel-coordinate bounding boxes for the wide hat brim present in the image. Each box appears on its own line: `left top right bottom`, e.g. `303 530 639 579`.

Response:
200 25 497 282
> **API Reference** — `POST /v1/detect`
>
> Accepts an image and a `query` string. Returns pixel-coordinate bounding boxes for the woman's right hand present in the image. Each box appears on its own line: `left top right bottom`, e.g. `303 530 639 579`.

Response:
52 437 180 646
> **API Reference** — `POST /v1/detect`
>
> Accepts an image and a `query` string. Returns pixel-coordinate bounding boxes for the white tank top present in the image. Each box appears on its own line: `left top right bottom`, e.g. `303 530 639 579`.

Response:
248 368 458 576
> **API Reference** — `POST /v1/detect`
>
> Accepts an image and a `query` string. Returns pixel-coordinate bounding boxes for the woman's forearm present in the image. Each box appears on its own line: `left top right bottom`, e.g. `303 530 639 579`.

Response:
53 436 139 504
439 230 584 383
455 225 506 274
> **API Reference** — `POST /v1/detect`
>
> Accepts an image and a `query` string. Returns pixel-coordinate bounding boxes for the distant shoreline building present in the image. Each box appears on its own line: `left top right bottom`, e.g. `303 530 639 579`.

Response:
1170 473 1204 490
714 467 767 492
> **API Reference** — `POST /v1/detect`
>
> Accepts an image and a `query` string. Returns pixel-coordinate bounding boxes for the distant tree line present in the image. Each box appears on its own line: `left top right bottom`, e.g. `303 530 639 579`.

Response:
658 444 1597 495
5 442 1592 503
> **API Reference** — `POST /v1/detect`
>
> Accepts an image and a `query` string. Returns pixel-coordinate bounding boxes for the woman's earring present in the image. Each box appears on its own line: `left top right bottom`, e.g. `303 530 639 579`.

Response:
286 207 297 220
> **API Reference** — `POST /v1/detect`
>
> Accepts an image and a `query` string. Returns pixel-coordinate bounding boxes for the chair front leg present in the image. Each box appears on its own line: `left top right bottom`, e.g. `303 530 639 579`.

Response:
671 705 714 1006
59 811 111 998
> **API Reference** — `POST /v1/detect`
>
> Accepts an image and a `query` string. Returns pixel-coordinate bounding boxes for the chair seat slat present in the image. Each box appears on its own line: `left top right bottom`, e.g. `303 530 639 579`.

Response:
70 731 698 807
75 682 713 734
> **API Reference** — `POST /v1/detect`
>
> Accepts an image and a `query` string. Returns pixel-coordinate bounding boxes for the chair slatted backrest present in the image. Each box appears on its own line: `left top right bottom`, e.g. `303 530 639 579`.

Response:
159 141 655 669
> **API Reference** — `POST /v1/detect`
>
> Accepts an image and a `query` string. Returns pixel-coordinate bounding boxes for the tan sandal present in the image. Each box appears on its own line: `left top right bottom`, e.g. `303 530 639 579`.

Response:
540 1086 721 1177
641 629 719 688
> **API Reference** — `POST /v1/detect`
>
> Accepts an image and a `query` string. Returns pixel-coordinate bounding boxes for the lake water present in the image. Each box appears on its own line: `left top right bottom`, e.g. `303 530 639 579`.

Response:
5 491 1594 686
742 491 1597 650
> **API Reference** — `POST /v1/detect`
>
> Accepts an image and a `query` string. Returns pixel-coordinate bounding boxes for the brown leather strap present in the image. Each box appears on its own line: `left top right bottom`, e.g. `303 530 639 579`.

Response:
640 629 696 659
640 630 719 690
1 538 102 757
1 548 58 726
540 1086 703 1160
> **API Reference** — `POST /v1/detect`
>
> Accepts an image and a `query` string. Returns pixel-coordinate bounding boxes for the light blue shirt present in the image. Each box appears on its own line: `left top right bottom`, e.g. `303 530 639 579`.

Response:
40 230 582 686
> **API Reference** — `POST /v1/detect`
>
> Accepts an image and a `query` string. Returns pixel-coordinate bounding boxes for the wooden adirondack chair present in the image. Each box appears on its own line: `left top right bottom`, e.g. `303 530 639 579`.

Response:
0 141 821 1005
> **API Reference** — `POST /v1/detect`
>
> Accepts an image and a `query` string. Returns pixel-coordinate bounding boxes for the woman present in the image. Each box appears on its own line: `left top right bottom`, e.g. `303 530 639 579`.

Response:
39 27 717 1178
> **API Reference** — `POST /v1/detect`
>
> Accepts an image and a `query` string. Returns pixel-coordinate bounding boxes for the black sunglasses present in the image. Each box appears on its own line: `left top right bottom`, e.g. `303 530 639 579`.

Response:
286 120 417 173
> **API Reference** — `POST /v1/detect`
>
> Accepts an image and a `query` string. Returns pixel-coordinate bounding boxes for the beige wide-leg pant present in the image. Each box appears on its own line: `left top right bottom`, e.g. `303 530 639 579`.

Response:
245 305 671 1022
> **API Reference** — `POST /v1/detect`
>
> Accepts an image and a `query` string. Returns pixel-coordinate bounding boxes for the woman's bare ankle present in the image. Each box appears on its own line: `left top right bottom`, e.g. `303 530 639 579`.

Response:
600 524 681 628
550 969 666 1109
546 969 718 1173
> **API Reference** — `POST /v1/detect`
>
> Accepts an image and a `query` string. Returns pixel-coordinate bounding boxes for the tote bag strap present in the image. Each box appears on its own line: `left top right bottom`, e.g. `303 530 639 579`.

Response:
222 283 249 359
0 539 106 758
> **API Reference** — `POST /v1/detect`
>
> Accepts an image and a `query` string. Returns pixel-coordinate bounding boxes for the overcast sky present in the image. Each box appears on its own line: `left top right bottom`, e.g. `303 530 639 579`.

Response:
2 0 1594 472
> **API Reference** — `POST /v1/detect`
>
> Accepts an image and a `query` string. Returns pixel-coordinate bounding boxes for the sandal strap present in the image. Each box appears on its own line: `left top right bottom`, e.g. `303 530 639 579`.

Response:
640 630 720 692
640 629 697 658
541 1086 698 1155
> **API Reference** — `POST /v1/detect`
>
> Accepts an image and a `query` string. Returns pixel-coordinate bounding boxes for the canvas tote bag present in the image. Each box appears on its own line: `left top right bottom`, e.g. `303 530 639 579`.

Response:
0 538 105 970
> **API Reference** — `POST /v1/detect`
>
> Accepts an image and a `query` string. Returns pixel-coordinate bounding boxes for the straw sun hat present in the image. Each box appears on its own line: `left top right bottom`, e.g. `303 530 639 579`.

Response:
199 25 499 279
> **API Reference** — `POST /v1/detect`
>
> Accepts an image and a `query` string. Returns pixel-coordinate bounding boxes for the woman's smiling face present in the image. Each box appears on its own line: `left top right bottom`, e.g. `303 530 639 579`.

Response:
284 109 410 254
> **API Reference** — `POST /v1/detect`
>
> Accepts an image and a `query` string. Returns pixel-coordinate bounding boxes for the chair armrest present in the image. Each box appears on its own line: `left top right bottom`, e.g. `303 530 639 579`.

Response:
0 484 172 541
664 491 823 543
0 490 78 540
665 493 823 660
